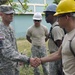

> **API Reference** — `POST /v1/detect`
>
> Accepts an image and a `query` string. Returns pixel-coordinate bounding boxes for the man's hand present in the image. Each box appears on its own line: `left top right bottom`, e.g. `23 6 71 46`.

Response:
30 57 41 67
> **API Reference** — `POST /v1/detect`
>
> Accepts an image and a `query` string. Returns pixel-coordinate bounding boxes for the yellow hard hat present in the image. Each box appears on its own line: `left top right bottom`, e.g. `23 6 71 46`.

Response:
54 0 75 16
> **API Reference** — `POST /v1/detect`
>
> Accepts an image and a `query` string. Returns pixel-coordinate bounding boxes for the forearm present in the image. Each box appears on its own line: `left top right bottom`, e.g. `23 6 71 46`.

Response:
28 39 32 43
26 35 32 43
40 49 61 63
45 37 48 42
45 35 49 42
2 46 30 64
11 54 30 63
55 40 62 47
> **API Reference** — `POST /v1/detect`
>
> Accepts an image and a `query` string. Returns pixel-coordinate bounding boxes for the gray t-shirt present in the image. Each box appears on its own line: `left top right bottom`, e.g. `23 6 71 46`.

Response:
26 25 48 46
48 22 64 52
62 29 75 75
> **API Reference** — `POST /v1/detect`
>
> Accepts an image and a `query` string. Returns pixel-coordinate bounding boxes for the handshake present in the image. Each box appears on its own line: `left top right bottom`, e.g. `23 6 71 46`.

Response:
30 57 42 67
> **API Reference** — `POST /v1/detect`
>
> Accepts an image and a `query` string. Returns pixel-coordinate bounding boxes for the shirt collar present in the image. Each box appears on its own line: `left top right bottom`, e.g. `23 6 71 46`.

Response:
52 21 58 28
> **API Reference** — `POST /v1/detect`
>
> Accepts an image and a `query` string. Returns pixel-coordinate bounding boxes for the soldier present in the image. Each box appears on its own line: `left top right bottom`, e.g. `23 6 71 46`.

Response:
34 0 75 75
44 4 64 75
0 5 35 75
26 12 49 75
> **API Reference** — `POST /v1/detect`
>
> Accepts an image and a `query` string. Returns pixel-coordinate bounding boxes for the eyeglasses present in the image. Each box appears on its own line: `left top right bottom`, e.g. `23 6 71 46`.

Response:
57 14 67 18
34 20 41 22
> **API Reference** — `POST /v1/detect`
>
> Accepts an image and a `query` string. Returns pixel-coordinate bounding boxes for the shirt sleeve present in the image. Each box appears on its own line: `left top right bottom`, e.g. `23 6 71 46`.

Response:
70 35 75 53
2 34 29 63
26 28 32 37
52 26 64 41
43 26 48 36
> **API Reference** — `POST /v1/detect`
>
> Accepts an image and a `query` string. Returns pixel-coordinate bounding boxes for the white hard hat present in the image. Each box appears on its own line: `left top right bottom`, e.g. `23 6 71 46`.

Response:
33 12 42 20
44 4 57 13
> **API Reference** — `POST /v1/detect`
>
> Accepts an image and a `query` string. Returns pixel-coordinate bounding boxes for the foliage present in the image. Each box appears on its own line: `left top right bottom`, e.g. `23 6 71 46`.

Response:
0 0 61 14
0 0 29 13
17 39 45 75
44 0 61 12
0 0 8 5
53 0 61 4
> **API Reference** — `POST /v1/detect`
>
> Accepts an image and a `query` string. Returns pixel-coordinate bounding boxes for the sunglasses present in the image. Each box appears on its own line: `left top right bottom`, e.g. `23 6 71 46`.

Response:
34 20 41 22
45 12 55 17
45 14 50 17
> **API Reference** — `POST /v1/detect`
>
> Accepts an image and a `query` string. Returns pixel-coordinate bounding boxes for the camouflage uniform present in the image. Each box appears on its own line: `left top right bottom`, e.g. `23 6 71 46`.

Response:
31 45 49 75
0 5 30 75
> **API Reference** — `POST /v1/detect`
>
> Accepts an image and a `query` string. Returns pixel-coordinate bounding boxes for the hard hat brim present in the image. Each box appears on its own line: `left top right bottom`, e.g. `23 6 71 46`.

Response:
54 11 75 16
54 12 59 16
33 18 42 20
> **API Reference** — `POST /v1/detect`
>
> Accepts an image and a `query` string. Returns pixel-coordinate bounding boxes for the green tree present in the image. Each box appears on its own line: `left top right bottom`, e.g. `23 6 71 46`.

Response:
53 0 61 4
0 0 61 13
0 0 29 13
44 0 61 11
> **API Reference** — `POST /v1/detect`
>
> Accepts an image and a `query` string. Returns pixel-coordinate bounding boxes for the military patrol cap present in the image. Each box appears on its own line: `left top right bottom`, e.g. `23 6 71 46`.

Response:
0 5 14 14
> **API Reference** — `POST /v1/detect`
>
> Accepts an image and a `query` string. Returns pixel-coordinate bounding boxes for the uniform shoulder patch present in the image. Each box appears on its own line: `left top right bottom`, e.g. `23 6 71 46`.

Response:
0 32 5 40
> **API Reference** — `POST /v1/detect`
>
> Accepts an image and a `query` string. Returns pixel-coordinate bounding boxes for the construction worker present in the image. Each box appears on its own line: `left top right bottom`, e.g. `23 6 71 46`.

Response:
26 12 49 75
44 4 64 75
32 0 75 75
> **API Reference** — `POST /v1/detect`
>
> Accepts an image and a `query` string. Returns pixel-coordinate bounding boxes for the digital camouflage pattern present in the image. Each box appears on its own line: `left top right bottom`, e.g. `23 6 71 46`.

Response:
31 45 49 75
0 22 29 75
0 5 14 14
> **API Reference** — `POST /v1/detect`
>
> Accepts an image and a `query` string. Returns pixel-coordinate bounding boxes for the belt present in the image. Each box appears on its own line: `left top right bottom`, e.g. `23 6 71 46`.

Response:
33 45 41 48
